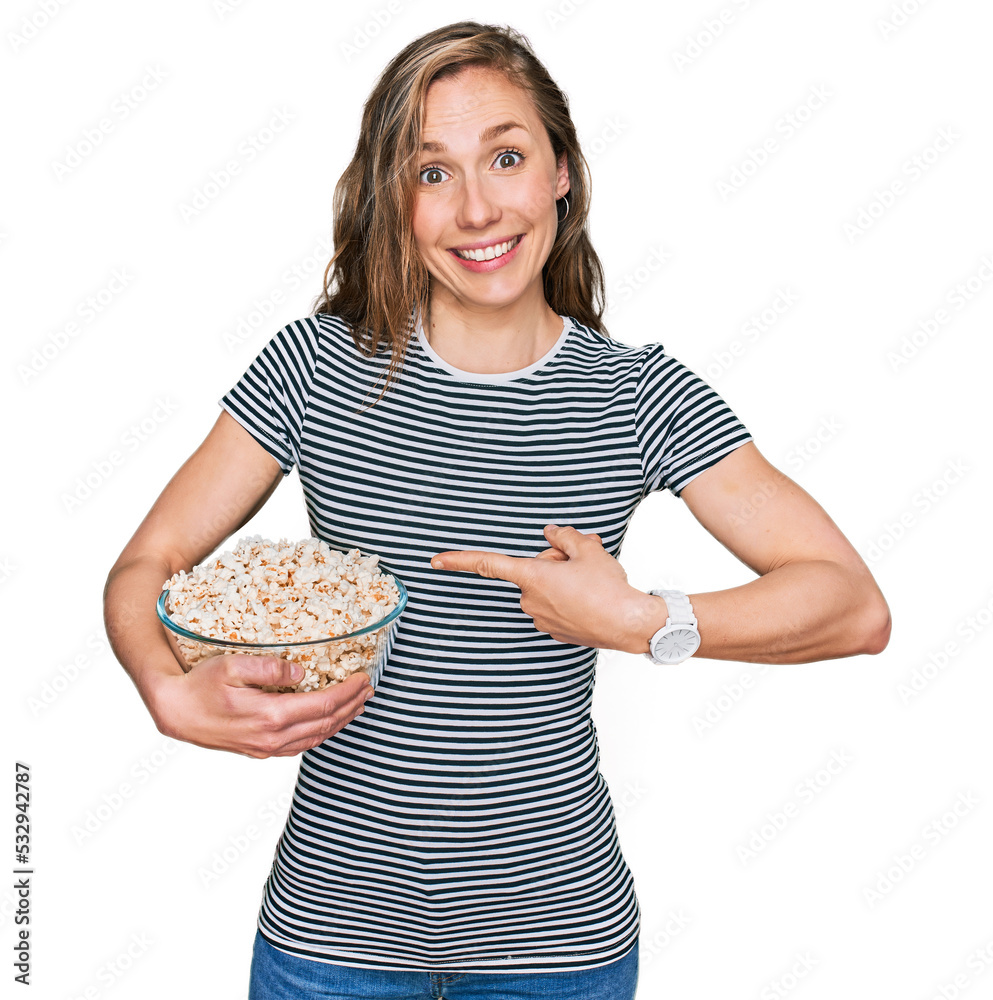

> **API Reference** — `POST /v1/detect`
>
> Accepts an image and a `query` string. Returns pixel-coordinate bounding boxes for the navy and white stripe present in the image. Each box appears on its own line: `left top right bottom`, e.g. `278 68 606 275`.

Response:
220 313 752 973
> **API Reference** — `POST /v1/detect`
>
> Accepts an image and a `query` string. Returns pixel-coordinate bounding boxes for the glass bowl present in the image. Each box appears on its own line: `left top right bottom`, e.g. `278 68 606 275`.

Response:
156 577 407 692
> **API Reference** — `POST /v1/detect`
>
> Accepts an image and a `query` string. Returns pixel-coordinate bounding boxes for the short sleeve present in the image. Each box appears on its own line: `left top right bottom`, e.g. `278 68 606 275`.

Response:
634 343 753 497
219 317 321 475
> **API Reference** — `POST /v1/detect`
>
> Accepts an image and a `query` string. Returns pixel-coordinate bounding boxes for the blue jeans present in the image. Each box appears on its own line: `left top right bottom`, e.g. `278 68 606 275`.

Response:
248 931 639 999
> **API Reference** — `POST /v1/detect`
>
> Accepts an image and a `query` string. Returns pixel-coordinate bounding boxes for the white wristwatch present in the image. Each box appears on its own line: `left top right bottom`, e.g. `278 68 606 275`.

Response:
644 589 701 665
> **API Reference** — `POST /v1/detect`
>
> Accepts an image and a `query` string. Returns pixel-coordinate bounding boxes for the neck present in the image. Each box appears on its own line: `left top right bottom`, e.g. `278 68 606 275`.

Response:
422 284 564 375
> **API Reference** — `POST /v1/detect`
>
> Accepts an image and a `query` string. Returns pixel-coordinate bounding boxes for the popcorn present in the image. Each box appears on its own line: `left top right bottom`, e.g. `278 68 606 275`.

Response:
161 536 400 692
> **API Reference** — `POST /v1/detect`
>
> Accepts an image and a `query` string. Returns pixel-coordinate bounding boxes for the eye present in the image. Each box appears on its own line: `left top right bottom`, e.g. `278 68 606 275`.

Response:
494 149 524 169
419 166 449 185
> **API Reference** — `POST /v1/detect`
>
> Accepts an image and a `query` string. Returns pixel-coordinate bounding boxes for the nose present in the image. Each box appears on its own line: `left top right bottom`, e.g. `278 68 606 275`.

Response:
456 175 500 230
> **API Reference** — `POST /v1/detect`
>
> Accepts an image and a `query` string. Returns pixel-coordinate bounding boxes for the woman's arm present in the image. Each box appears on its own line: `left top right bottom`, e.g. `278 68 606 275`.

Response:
627 441 891 662
430 443 891 664
104 410 373 757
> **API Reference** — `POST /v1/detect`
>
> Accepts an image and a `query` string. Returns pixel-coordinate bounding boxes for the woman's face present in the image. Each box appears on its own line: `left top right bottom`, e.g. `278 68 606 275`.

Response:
412 65 570 318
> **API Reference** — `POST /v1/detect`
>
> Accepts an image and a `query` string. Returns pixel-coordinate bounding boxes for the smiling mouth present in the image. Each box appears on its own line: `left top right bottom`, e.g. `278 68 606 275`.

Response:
450 235 522 262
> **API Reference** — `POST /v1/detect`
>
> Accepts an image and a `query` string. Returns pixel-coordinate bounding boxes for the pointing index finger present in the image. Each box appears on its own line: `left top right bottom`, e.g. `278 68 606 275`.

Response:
430 549 525 583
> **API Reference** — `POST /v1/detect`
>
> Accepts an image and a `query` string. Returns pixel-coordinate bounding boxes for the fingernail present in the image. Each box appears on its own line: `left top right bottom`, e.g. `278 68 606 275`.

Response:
546 523 560 530
290 663 303 681
431 557 444 569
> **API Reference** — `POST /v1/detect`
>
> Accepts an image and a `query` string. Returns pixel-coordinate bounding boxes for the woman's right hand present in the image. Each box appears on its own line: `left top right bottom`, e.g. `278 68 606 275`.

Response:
149 654 375 758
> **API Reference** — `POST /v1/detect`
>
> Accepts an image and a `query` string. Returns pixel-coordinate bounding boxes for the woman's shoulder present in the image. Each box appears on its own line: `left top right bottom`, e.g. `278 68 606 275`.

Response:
242 314 361 386
311 312 395 360
263 312 387 363
309 311 352 339
561 316 670 371
287 311 348 348
560 318 718 404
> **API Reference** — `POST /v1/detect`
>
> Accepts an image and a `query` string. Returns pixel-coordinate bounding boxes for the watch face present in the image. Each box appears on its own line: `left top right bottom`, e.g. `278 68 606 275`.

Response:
657 628 701 663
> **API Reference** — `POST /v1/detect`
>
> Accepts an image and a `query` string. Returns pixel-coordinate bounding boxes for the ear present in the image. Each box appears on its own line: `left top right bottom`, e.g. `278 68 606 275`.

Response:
555 153 571 199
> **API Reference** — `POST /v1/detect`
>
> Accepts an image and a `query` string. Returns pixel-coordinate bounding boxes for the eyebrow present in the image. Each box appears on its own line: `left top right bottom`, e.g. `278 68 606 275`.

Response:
421 121 529 153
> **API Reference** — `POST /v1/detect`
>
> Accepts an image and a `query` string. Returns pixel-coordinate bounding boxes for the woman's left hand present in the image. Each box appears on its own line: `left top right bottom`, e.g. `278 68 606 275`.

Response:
430 525 655 652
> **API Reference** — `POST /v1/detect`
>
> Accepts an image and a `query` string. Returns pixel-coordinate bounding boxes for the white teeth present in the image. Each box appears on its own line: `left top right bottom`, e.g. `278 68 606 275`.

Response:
455 236 519 261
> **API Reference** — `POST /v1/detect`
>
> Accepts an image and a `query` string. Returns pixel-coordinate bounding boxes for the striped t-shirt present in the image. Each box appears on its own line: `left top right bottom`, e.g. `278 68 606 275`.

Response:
220 312 752 973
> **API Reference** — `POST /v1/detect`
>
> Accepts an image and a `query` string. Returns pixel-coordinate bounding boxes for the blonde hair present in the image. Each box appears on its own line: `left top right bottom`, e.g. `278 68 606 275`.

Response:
310 21 607 399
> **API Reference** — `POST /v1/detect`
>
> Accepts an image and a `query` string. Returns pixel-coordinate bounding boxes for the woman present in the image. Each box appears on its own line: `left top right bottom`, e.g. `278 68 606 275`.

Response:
104 21 890 1000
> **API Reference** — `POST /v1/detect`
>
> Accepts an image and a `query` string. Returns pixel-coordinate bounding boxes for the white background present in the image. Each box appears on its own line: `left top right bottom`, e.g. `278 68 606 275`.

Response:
4 0 993 997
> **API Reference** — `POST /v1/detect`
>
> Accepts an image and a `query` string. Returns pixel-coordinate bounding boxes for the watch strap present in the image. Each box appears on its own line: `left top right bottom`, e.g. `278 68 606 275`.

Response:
649 589 697 627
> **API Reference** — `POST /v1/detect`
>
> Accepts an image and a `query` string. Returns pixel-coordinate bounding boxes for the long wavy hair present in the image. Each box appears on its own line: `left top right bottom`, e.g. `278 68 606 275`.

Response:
310 21 607 400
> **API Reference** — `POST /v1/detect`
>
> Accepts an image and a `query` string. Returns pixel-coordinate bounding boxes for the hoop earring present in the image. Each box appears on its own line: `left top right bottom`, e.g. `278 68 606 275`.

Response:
556 195 570 222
